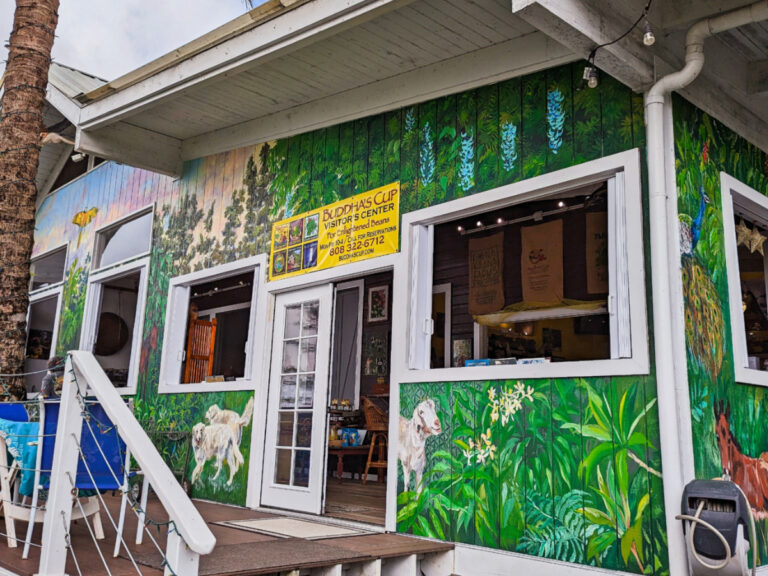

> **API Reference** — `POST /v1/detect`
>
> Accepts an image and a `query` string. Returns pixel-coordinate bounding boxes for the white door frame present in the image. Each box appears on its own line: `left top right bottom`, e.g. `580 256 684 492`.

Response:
246 253 398 510
332 279 364 409
260 284 334 514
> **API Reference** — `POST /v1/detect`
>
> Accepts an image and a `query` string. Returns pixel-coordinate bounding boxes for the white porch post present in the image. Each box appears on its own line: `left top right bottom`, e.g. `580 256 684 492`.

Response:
36 356 86 576
164 530 200 576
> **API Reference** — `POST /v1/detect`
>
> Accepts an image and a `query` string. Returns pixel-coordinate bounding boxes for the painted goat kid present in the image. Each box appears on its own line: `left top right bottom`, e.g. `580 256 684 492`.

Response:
399 398 442 493
715 401 768 519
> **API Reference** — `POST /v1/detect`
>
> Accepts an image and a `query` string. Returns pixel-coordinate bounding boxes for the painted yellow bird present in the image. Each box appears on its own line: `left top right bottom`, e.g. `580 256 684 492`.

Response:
72 207 98 247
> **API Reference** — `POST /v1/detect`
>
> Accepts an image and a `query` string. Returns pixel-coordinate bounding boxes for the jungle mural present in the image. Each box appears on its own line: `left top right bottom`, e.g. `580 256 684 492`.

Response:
675 95 768 563
32 60 666 570
397 378 666 574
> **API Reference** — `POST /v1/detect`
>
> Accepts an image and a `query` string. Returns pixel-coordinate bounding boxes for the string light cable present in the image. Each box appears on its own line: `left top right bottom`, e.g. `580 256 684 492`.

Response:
582 0 655 88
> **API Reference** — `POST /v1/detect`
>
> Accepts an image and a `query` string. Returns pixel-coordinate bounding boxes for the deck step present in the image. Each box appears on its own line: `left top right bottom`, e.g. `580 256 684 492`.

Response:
304 548 454 576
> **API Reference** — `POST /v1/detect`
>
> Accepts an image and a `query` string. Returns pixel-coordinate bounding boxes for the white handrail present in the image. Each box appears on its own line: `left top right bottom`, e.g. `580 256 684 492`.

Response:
68 350 216 555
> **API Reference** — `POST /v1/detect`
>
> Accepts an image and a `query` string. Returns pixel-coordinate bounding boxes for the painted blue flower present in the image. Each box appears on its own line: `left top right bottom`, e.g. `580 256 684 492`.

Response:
405 107 416 134
285 189 293 218
419 122 435 186
458 128 475 192
547 88 565 155
501 121 518 172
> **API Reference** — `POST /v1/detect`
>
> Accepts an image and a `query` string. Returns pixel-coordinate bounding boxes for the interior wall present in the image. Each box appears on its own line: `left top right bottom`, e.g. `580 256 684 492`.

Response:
94 286 137 370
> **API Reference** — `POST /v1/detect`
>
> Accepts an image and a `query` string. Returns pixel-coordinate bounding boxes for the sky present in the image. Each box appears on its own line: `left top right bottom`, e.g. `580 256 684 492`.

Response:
1 0 262 81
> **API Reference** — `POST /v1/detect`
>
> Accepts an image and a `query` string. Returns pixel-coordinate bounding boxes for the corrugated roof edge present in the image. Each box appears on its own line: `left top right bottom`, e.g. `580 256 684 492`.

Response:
76 0 309 105
48 62 108 100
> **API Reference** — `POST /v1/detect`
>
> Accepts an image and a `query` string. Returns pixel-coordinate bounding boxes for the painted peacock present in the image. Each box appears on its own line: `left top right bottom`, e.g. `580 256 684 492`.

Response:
679 185 724 382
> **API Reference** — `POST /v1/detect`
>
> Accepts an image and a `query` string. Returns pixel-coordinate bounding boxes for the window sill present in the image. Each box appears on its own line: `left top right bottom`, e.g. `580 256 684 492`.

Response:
399 357 650 384
157 379 256 394
734 366 768 388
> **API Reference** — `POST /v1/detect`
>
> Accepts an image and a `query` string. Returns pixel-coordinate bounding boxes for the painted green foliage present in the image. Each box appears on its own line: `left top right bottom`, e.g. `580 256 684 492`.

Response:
675 95 768 563
37 62 662 558
397 378 666 574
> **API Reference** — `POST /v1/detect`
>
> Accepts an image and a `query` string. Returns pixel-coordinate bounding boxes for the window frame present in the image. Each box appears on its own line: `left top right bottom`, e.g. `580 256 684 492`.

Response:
158 254 268 394
721 172 768 387
400 149 648 382
431 283 452 368
80 256 150 396
91 204 154 272
29 244 68 294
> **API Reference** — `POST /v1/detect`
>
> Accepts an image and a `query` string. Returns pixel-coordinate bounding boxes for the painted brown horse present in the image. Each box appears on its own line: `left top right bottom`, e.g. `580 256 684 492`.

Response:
714 401 768 519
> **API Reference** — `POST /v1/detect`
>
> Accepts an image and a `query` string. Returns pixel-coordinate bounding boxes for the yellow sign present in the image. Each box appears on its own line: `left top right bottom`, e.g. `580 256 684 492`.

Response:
269 182 400 281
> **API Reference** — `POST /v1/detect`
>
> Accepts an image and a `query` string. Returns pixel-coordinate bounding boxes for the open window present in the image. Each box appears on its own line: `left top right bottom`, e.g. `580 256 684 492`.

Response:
93 208 153 269
24 290 63 394
159 255 266 392
81 258 149 393
403 150 648 380
722 173 768 386
29 246 67 292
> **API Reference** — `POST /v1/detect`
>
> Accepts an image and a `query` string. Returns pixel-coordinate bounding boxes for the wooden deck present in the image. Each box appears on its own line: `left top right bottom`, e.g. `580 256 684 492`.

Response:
0 494 451 576
325 480 386 525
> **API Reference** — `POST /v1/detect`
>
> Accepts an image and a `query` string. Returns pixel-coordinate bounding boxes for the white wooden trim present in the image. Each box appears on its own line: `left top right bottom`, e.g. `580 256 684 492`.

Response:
260 284 334 513
37 143 73 204
29 243 68 294
431 283 451 369
80 256 150 396
398 149 649 383
453 542 639 576
198 302 251 317
78 0 413 131
721 172 768 387
333 279 364 409
267 253 400 293
90 203 155 273
67 351 216 555
158 254 268 394
27 286 64 364
181 33 575 161
91 204 155 274
250 253 398 509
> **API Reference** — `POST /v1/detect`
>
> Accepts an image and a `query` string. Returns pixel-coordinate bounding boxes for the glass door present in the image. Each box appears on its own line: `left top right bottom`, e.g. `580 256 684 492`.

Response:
261 285 333 513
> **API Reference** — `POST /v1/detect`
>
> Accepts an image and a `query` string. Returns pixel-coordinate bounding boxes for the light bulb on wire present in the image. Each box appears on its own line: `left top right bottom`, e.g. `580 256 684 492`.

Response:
643 19 655 46
584 66 598 89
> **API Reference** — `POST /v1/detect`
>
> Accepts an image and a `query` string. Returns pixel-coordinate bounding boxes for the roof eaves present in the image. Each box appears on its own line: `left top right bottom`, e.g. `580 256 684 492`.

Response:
76 0 309 105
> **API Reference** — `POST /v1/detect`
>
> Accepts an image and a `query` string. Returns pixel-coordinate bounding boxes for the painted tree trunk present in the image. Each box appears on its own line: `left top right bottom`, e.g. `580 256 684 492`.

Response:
0 0 59 400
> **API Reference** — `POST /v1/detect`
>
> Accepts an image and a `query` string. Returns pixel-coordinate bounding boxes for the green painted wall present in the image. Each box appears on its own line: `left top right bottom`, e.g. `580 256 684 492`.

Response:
32 61 666 573
675 94 768 564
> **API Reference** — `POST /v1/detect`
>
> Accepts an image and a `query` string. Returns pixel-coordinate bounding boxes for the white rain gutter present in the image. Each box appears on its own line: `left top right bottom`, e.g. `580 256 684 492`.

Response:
645 2 768 575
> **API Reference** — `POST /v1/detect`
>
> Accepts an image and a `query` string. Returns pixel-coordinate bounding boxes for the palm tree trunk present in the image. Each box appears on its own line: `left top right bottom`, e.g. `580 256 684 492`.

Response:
0 0 59 400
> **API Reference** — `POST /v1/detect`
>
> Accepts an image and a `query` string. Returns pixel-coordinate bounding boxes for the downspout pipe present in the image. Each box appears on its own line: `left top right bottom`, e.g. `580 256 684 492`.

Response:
645 2 768 575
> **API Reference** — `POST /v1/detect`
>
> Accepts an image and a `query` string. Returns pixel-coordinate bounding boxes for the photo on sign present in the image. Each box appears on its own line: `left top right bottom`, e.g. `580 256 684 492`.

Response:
289 220 303 245
272 251 286 276
367 285 389 322
303 241 318 269
304 214 319 241
274 224 289 249
287 247 302 272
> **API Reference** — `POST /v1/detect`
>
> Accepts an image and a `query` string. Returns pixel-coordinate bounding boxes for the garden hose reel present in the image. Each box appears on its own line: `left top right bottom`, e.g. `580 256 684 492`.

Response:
679 479 755 576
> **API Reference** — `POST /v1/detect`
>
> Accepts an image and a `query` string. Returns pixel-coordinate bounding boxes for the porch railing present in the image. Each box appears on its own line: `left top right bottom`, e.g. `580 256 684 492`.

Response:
37 350 216 576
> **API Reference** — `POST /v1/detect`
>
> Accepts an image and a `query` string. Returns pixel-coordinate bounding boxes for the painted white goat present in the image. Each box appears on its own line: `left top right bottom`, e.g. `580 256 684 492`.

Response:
398 398 442 493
